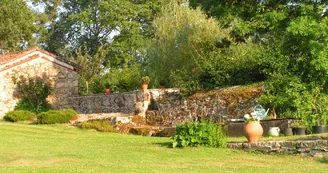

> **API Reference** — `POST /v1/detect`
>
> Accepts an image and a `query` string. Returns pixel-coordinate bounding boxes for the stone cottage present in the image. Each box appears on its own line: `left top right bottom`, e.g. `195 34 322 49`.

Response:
0 47 81 118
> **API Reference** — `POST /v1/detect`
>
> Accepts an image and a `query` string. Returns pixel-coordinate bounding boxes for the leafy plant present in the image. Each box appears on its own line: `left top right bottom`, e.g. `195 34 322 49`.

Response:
3 110 36 122
141 76 150 85
172 121 227 148
13 77 52 114
243 114 260 123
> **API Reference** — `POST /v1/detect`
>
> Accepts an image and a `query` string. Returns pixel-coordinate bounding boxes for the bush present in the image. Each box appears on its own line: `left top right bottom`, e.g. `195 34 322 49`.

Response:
36 109 77 124
80 121 116 132
3 110 36 122
172 121 227 148
14 77 52 114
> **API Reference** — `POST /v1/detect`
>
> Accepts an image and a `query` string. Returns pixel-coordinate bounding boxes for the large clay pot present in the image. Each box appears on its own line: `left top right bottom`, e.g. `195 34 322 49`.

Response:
244 122 263 143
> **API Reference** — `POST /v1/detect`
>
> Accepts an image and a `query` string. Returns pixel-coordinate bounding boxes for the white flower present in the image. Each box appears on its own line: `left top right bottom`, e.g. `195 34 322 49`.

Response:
244 114 250 119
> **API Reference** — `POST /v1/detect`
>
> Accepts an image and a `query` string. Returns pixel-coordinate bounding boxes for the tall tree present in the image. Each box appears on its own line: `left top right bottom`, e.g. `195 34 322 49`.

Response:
31 0 167 93
36 0 166 66
0 0 37 53
147 0 228 91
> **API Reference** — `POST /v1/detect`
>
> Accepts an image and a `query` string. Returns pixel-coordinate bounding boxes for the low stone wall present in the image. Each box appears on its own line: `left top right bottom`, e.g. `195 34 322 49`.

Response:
228 138 328 157
146 85 264 126
66 91 144 115
23 85 263 125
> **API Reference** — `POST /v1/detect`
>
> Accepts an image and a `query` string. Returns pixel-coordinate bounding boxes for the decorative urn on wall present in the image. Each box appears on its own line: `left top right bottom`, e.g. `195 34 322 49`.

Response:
141 76 150 90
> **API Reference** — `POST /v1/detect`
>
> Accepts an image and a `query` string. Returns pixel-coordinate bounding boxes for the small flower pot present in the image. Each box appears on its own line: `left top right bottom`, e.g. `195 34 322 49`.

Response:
105 88 110 94
312 125 327 134
293 127 306 135
283 127 293 136
244 122 263 143
142 84 148 90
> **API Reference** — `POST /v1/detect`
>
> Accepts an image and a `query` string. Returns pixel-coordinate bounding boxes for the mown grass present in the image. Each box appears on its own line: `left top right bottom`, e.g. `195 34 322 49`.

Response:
0 121 328 173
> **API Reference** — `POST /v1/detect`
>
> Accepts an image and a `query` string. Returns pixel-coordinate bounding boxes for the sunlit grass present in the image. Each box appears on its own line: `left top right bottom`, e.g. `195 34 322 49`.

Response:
0 121 328 173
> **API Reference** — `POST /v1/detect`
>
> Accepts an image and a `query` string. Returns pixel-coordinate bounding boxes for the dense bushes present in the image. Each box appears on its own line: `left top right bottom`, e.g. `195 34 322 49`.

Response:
80 121 116 132
14 77 52 114
3 110 36 122
172 121 227 148
36 109 78 124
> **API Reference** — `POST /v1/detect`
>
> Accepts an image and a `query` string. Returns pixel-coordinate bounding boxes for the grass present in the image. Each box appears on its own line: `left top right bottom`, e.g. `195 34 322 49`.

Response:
1 121 328 173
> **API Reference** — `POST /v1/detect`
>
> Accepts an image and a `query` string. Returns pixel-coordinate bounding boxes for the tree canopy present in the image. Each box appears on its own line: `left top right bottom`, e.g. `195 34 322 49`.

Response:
0 0 37 53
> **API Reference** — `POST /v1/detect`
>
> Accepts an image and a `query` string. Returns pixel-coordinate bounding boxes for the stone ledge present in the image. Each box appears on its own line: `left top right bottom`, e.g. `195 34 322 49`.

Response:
228 140 328 157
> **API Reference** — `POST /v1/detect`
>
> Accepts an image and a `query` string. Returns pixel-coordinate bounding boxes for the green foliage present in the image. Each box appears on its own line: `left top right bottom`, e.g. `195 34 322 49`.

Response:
3 111 36 122
80 121 116 132
147 0 228 92
70 46 107 95
91 64 141 93
0 0 36 52
147 0 269 93
36 109 77 124
172 121 227 148
141 76 150 85
14 77 52 114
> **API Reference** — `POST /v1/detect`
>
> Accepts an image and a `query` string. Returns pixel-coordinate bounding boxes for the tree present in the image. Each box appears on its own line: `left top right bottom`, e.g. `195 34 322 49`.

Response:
70 46 107 95
146 0 228 92
0 0 37 53
31 0 167 92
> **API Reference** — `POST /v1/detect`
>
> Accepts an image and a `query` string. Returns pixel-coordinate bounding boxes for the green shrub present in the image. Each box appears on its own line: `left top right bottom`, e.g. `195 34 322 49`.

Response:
80 121 116 132
36 109 77 124
13 77 53 114
172 121 227 148
3 110 36 122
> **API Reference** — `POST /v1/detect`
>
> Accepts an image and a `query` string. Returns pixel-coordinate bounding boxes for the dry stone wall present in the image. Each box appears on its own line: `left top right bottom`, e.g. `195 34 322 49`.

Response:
146 85 264 126
0 58 78 118
228 138 328 157
66 91 144 115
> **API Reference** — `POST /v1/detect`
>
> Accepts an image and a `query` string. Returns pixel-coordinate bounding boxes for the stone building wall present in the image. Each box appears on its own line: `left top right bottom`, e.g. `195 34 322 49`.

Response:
0 58 78 118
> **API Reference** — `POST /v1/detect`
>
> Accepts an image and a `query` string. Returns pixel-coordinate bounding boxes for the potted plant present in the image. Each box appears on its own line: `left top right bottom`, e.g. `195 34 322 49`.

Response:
312 114 327 134
305 92 328 134
243 113 263 143
141 76 150 90
104 82 111 94
159 80 166 89
292 120 306 135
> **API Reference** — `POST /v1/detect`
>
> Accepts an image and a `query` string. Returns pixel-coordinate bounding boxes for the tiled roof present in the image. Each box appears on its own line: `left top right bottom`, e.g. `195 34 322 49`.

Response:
0 47 37 66
0 47 82 71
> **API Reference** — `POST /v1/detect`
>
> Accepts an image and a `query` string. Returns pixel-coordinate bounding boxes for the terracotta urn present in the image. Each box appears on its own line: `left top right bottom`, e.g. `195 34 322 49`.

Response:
141 84 148 90
244 121 263 143
105 88 110 94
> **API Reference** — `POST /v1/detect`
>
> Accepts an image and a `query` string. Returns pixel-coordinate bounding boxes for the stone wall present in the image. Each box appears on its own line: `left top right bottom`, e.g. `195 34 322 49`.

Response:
228 138 328 157
66 91 144 115
0 58 78 118
146 85 264 126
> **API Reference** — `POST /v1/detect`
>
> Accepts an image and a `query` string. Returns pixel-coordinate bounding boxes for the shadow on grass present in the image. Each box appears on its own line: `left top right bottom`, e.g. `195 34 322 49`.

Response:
153 142 173 148
317 157 328 164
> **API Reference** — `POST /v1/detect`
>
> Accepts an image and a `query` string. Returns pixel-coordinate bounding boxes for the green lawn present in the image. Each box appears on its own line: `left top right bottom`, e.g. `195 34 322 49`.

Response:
0 121 328 173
